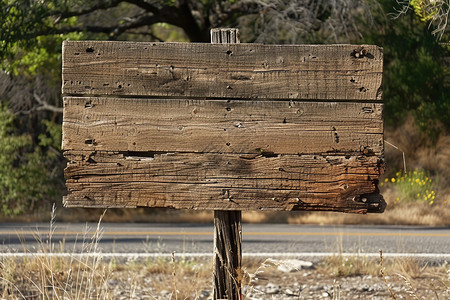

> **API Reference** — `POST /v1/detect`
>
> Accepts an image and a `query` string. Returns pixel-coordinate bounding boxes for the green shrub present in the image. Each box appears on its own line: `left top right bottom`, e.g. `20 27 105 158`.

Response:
381 169 437 205
0 104 59 216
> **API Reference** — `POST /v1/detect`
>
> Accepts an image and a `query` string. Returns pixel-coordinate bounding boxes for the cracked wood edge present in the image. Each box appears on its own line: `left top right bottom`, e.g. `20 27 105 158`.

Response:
63 151 385 213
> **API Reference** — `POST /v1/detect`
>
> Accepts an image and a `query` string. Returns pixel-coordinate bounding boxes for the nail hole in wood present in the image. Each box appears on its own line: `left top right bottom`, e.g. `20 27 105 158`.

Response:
84 139 96 146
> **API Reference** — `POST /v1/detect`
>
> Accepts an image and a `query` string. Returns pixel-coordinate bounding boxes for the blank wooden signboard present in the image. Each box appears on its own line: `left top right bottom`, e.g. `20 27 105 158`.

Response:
62 41 385 213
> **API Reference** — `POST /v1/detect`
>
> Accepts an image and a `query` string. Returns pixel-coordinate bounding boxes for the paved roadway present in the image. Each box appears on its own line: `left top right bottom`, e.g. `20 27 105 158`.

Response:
0 223 449 258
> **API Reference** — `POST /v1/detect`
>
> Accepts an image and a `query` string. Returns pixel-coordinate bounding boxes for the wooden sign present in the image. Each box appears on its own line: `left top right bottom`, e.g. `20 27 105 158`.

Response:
62 40 385 213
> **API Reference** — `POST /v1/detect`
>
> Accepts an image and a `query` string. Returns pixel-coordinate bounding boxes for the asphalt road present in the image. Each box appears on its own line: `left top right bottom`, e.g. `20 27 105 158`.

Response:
0 223 449 258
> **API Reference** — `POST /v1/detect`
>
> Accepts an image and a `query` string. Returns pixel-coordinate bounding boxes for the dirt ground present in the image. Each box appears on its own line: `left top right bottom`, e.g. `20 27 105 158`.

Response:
2 255 448 299
104 258 449 300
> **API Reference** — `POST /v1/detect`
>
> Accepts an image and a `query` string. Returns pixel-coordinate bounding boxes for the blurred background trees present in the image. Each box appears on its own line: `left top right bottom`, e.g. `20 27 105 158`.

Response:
0 0 448 216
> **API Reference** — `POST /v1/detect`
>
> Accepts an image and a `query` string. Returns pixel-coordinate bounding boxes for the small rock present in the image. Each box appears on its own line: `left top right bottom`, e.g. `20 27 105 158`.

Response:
107 279 118 286
277 259 314 273
198 290 210 299
265 283 280 294
285 288 297 296
357 284 370 292
323 284 334 292
311 285 322 291
369 283 384 292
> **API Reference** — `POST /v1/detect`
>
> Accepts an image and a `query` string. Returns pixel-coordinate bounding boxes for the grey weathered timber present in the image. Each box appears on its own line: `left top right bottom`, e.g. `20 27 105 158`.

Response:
63 97 383 155
62 41 383 101
62 37 385 213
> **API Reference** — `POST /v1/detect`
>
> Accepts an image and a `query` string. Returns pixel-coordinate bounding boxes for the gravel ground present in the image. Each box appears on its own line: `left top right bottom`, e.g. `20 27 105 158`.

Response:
107 273 449 299
105 259 449 300
3 257 447 299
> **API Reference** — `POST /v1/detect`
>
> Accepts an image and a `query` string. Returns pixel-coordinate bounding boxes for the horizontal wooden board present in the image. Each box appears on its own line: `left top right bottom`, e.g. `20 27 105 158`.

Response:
62 97 383 156
62 41 383 101
64 151 385 213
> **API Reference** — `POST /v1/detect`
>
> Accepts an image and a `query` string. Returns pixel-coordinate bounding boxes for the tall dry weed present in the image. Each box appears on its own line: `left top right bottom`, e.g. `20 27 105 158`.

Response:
0 206 113 299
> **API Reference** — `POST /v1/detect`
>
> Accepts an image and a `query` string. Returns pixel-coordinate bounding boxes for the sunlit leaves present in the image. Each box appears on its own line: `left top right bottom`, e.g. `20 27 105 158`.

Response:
1 1 84 77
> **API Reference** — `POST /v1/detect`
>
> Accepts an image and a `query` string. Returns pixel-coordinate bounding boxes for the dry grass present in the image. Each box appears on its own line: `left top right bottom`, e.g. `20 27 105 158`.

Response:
0 256 212 299
0 207 212 299
316 252 449 300
1 206 112 299
106 256 212 299
316 254 447 279
1 209 448 299
3 254 447 299
241 256 449 299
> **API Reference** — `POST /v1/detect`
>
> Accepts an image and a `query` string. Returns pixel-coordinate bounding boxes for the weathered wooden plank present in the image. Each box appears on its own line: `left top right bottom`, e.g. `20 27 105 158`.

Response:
63 151 385 213
62 41 383 101
62 97 383 155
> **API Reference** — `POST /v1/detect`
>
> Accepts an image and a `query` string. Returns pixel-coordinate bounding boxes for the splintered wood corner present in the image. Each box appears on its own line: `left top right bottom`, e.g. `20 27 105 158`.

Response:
62 41 385 213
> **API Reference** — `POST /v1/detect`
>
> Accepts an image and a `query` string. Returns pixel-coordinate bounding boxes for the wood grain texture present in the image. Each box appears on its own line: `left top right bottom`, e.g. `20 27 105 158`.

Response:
211 28 243 300
63 151 385 213
61 40 385 213
62 41 383 101
62 97 383 156
214 210 242 299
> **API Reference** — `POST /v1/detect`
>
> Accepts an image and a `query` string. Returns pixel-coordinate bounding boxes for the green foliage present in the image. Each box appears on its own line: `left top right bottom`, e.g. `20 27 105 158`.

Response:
1 0 84 78
411 0 439 22
381 170 437 205
5 32 83 78
39 119 62 151
366 0 449 139
151 23 189 42
0 104 60 216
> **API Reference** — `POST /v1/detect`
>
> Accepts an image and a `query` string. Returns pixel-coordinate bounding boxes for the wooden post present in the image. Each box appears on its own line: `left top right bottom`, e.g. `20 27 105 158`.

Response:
214 210 242 299
211 28 242 300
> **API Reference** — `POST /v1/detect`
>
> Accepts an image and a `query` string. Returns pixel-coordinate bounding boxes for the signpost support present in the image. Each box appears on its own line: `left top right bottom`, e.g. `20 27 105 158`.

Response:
62 28 385 300
211 28 242 300
213 210 242 299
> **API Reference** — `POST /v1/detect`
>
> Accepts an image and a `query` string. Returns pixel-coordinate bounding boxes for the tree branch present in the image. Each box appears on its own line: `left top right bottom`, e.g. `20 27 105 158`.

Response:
124 0 160 15
173 0 208 41
33 92 63 114
53 0 124 20
54 13 162 37
125 30 164 41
